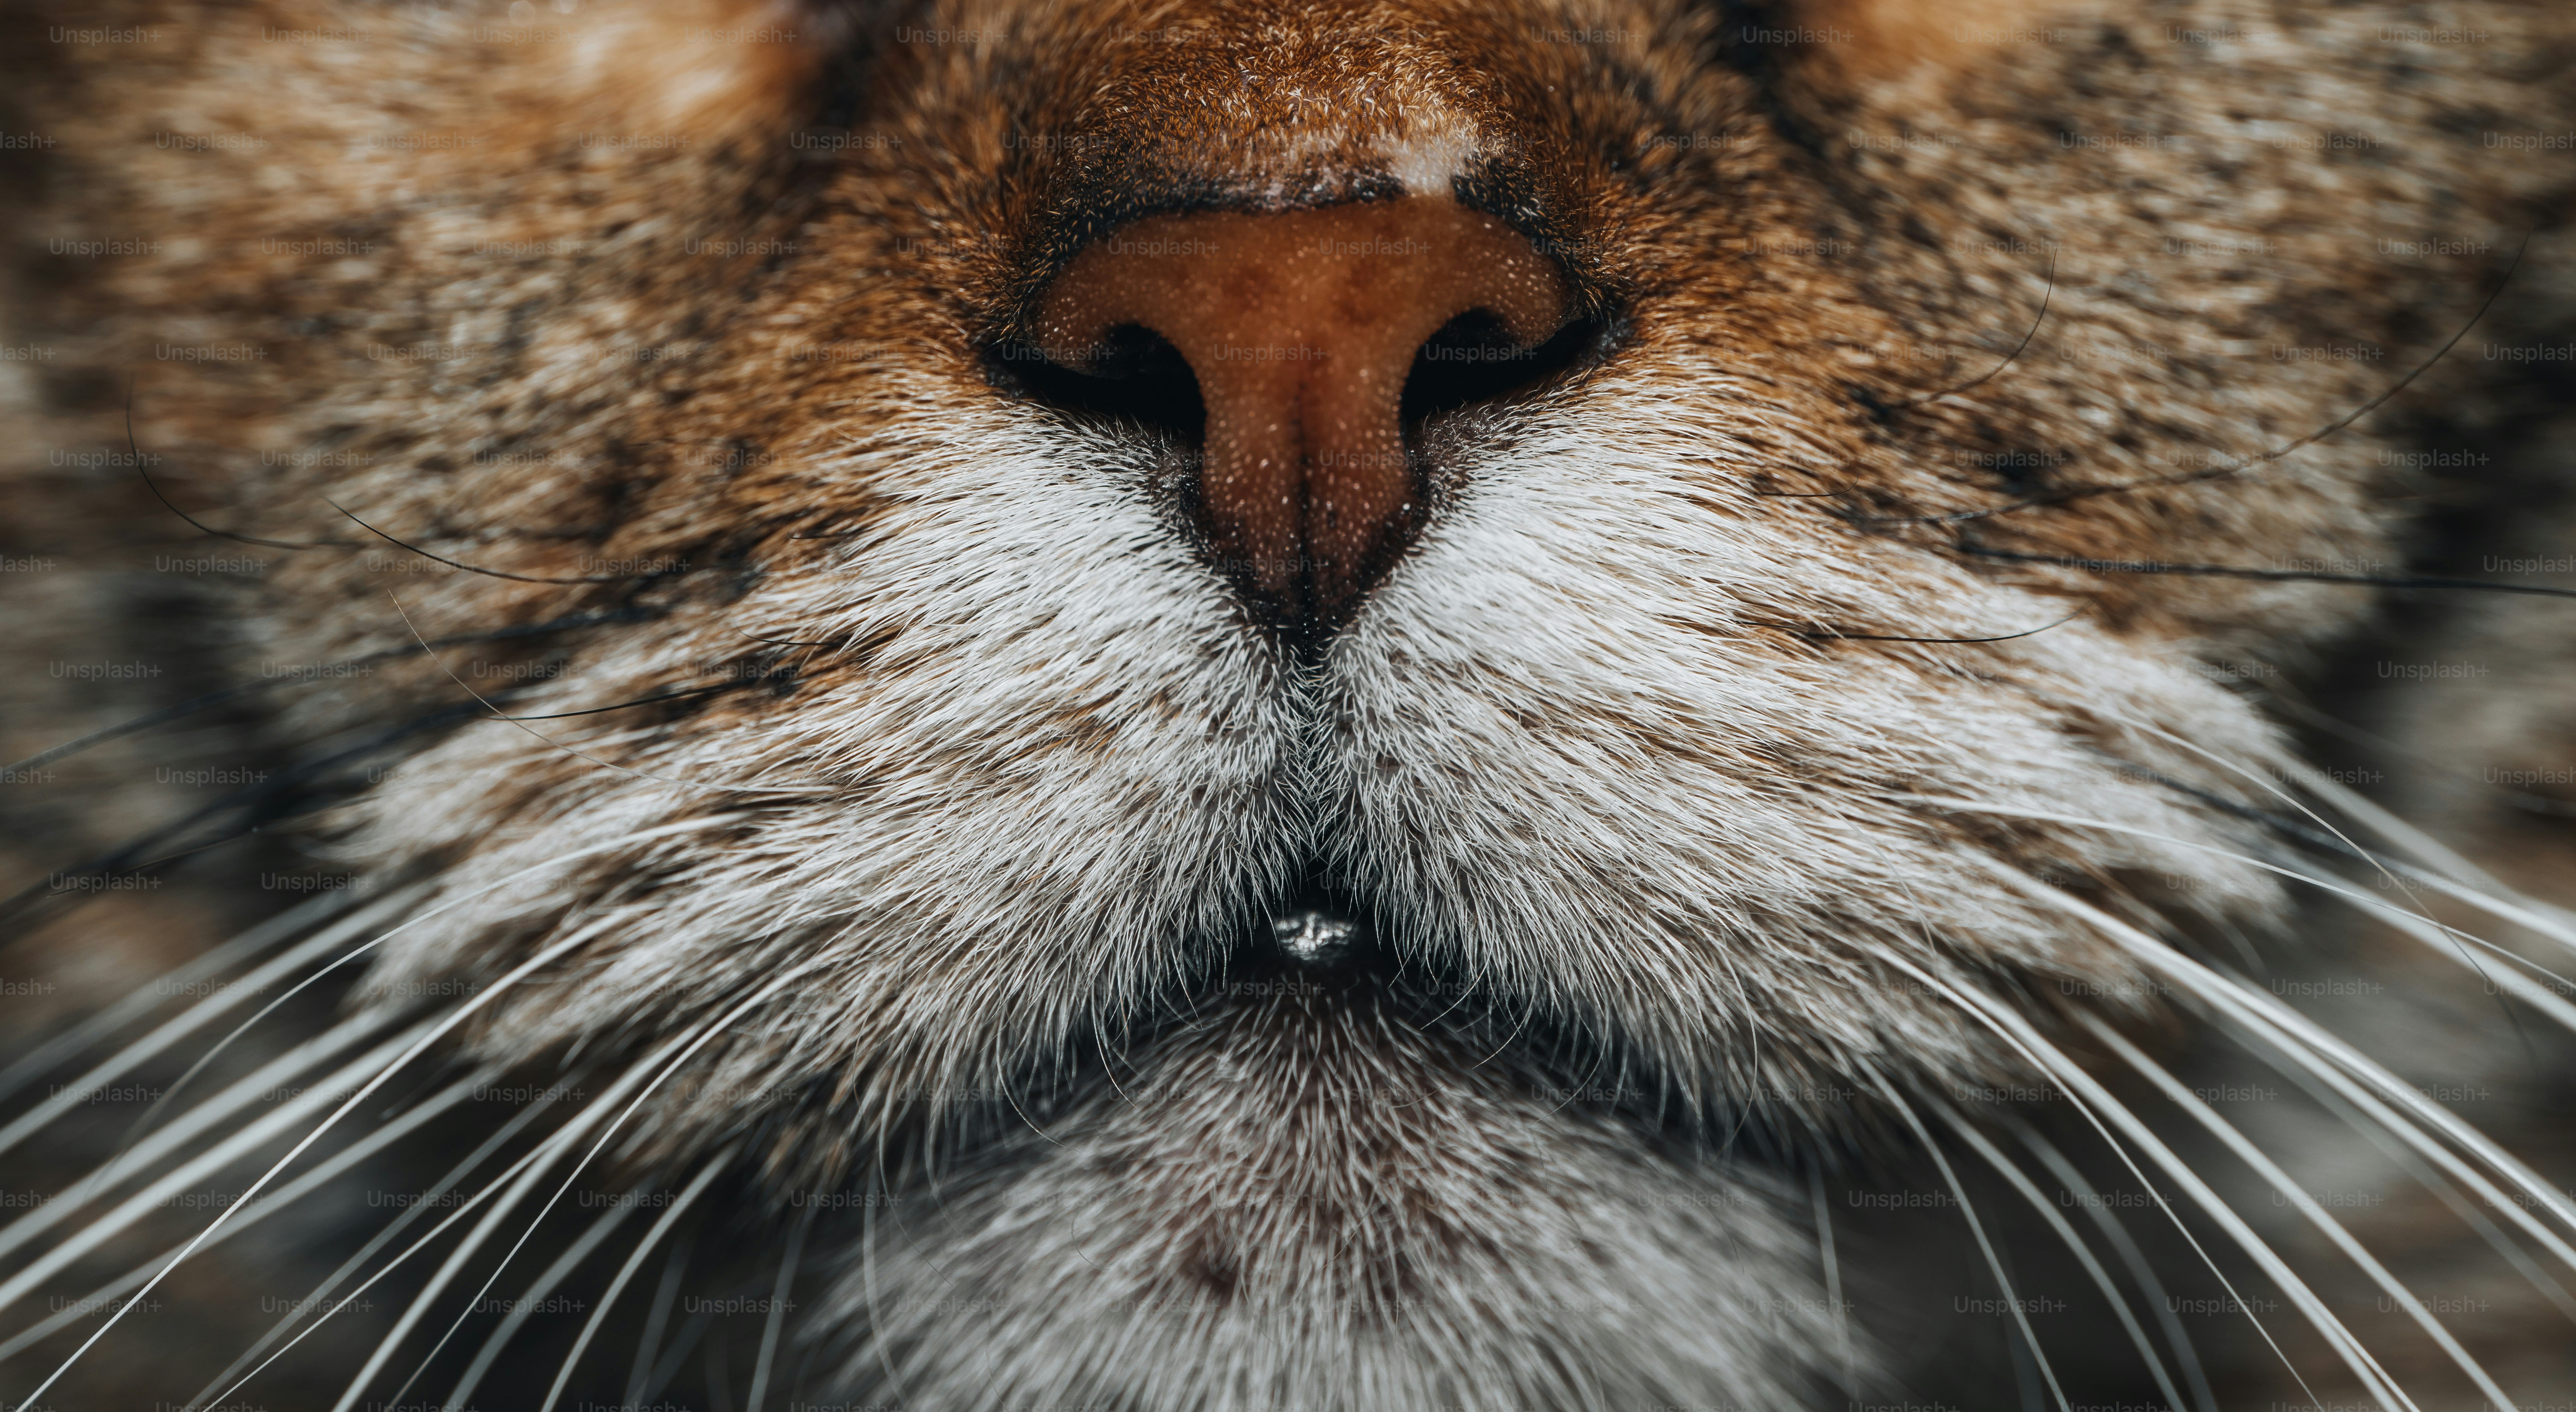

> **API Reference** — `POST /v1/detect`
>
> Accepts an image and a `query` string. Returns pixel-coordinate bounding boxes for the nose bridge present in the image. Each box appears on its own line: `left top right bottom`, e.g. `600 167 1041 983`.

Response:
1038 0 1491 195
1035 198 1566 622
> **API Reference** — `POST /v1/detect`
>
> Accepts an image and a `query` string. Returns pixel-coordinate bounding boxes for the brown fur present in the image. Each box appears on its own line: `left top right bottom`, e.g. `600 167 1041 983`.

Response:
6 0 2576 1406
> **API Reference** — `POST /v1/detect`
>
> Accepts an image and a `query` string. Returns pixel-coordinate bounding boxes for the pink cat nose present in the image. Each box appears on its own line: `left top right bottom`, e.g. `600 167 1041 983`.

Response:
1035 198 1568 622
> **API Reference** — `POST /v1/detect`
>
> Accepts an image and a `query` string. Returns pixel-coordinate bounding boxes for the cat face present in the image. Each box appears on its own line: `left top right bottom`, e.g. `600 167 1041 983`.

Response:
283 0 2515 1145
11 0 2574 1404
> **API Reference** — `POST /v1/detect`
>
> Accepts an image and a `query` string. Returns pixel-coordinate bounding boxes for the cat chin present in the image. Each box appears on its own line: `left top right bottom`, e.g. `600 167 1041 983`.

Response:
824 982 1834 1411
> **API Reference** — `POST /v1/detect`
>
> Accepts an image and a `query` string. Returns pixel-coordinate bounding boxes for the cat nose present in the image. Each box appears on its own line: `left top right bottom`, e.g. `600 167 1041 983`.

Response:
1034 198 1567 624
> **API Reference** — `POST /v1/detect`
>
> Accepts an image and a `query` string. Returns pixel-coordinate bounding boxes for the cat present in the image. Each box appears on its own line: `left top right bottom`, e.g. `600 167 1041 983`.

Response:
4 0 2576 1406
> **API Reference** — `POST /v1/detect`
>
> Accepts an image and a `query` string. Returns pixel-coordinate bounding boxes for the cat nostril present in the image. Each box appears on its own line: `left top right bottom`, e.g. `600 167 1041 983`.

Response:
1003 322 1208 447
1024 197 1573 626
1402 306 1602 427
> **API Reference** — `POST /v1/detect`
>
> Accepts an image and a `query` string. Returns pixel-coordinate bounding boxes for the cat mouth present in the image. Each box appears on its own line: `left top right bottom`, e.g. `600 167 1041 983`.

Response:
1053 890 1668 1136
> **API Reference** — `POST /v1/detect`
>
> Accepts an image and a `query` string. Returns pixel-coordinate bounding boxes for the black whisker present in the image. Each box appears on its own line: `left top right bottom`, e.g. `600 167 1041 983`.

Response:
126 828 267 874
1870 231 2531 527
326 500 682 586
1956 539 2576 600
1790 608 2087 644
2104 754 2541 1057
385 592 825 796
490 682 751 722
0 608 652 778
734 627 837 649
0 698 492 930
129 384 356 551
1883 246 2058 412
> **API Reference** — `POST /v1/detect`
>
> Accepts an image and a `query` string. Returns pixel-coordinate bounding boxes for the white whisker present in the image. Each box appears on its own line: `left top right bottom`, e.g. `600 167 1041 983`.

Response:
1988 867 2576 1239
534 1147 736 1412
1936 1108 2188 1412
1880 1084 2074 1412
1870 950 2382 1411
1 1005 405 1267
193 1054 692 1410
2098 711 2428 912
1803 1159 1856 1398
2256 1041 2576 1325
2007 1120 2220 1412
0 887 425 1164
0 1068 490 1367
621 1231 696 1409
98 812 757 1167
859 1167 914 1402
746 1202 816 1412
0 1020 439 1320
1905 794 2576 1031
2 810 738 1263
2080 1013 2519 1410
429 1182 645 1412
637 1305 719 1405
0 887 369 1109
2266 855 2576 1032
362 959 825 1412
2209 1008 2576 1282
178 1069 589 1411
2098 713 2563 1013
2304 777 2576 946
2342 848 2576 960
318 977 717 1412
9 892 665 1412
